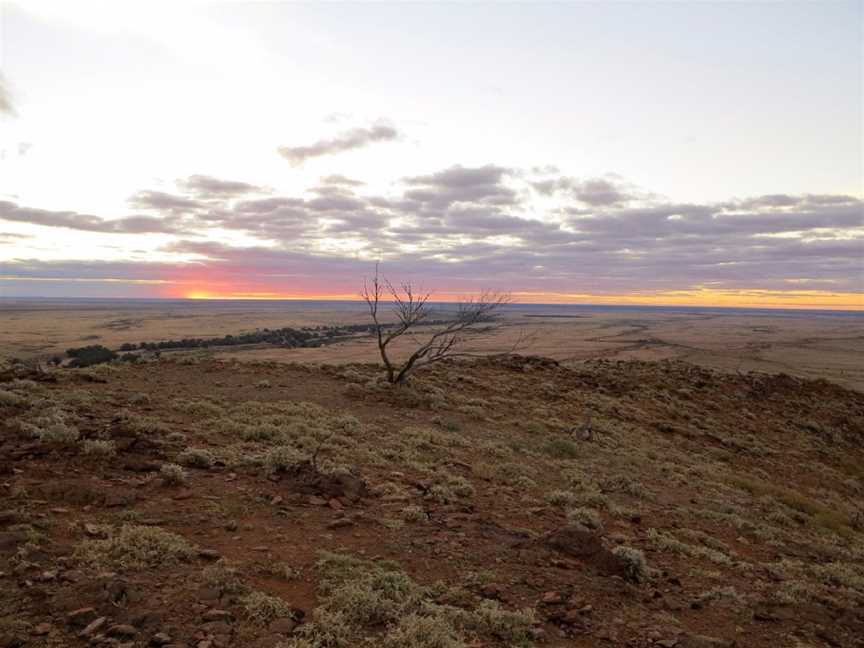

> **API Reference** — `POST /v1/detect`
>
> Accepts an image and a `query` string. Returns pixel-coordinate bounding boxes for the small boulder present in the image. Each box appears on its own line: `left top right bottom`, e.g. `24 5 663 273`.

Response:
67 607 98 628
107 624 138 639
79 617 107 638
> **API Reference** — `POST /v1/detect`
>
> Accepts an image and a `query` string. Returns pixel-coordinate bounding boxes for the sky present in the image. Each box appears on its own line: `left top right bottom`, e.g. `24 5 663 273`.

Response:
0 0 862 308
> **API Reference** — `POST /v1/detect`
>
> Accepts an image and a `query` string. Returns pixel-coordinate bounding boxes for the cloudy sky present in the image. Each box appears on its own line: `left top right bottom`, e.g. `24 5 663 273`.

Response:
0 1 862 308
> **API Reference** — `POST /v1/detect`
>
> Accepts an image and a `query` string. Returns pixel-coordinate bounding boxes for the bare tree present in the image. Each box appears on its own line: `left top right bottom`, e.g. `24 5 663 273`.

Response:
361 265 513 384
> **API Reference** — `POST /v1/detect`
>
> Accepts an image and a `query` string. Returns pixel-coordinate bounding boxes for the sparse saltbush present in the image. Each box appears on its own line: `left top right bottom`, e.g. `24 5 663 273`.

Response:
256 561 303 581
647 528 733 565
9 379 38 392
263 446 306 474
201 562 249 596
178 447 215 469
280 552 536 648
541 437 579 459
127 415 171 436
172 397 225 417
241 423 283 442
75 524 195 569
612 546 648 583
36 421 80 445
160 463 187 485
82 439 116 457
602 475 648 498
448 476 475 498
400 505 428 523
812 562 864 592
566 507 603 530
427 484 456 504
340 367 367 383
0 389 26 407
546 490 578 507
693 585 745 608
380 613 462 648
129 392 151 405
466 599 536 643
242 590 296 625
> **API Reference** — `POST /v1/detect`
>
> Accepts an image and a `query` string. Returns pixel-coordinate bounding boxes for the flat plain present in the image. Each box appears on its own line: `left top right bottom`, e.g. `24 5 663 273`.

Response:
2 299 862 391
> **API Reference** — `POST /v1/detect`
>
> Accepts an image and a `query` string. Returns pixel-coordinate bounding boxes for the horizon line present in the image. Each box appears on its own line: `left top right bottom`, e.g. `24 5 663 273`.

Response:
2 295 862 314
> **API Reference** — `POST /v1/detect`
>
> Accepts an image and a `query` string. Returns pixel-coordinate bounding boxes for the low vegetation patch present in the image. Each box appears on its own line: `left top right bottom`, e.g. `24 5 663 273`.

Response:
279 552 535 648
74 524 196 569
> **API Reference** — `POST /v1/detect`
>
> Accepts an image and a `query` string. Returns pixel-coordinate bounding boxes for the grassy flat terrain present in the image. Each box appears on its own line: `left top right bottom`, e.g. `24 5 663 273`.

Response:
2 301 863 391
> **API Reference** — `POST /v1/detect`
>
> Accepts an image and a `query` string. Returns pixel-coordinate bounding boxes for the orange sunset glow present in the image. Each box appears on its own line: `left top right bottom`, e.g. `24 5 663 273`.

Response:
172 285 863 311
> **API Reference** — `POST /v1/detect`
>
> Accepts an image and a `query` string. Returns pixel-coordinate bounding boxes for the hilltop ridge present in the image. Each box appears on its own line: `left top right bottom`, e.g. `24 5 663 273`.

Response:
1 355 863 647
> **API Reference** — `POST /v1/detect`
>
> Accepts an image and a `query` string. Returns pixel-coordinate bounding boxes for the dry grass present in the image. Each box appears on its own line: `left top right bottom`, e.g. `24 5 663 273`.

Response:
74 524 196 569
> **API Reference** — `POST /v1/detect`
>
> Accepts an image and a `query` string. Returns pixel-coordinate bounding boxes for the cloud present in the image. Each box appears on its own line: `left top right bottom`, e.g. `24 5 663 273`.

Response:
0 232 31 244
320 174 366 187
178 175 266 197
402 164 517 208
128 190 205 213
2 158 861 300
0 200 185 234
532 175 637 206
0 74 16 117
277 125 400 166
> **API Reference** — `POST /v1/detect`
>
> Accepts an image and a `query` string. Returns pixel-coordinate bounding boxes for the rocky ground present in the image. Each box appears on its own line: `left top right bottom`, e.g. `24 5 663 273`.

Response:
1 354 863 648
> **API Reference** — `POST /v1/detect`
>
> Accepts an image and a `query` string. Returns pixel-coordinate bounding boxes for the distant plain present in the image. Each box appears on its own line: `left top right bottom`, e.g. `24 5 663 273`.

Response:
2 298 862 391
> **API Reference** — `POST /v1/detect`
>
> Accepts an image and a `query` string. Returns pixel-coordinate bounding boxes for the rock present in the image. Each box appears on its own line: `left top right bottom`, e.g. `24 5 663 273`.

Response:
326 517 354 529
328 498 343 510
199 621 231 635
269 617 297 634
0 633 26 648
0 531 28 551
202 609 232 622
541 591 564 604
150 632 173 646
84 523 106 537
32 623 52 636
752 604 794 622
529 627 546 640
107 624 138 638
480 584 503 599
0 511 24 527
130 610 163 630
198 549 221 561
656 640 678 648
67 607 98 628
79 617 107 638
814 628 842 647
279 460 368 502
123 459 162 473
678 634 734 648
543 524 608 558
195 587 221 602
542 525 626 577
